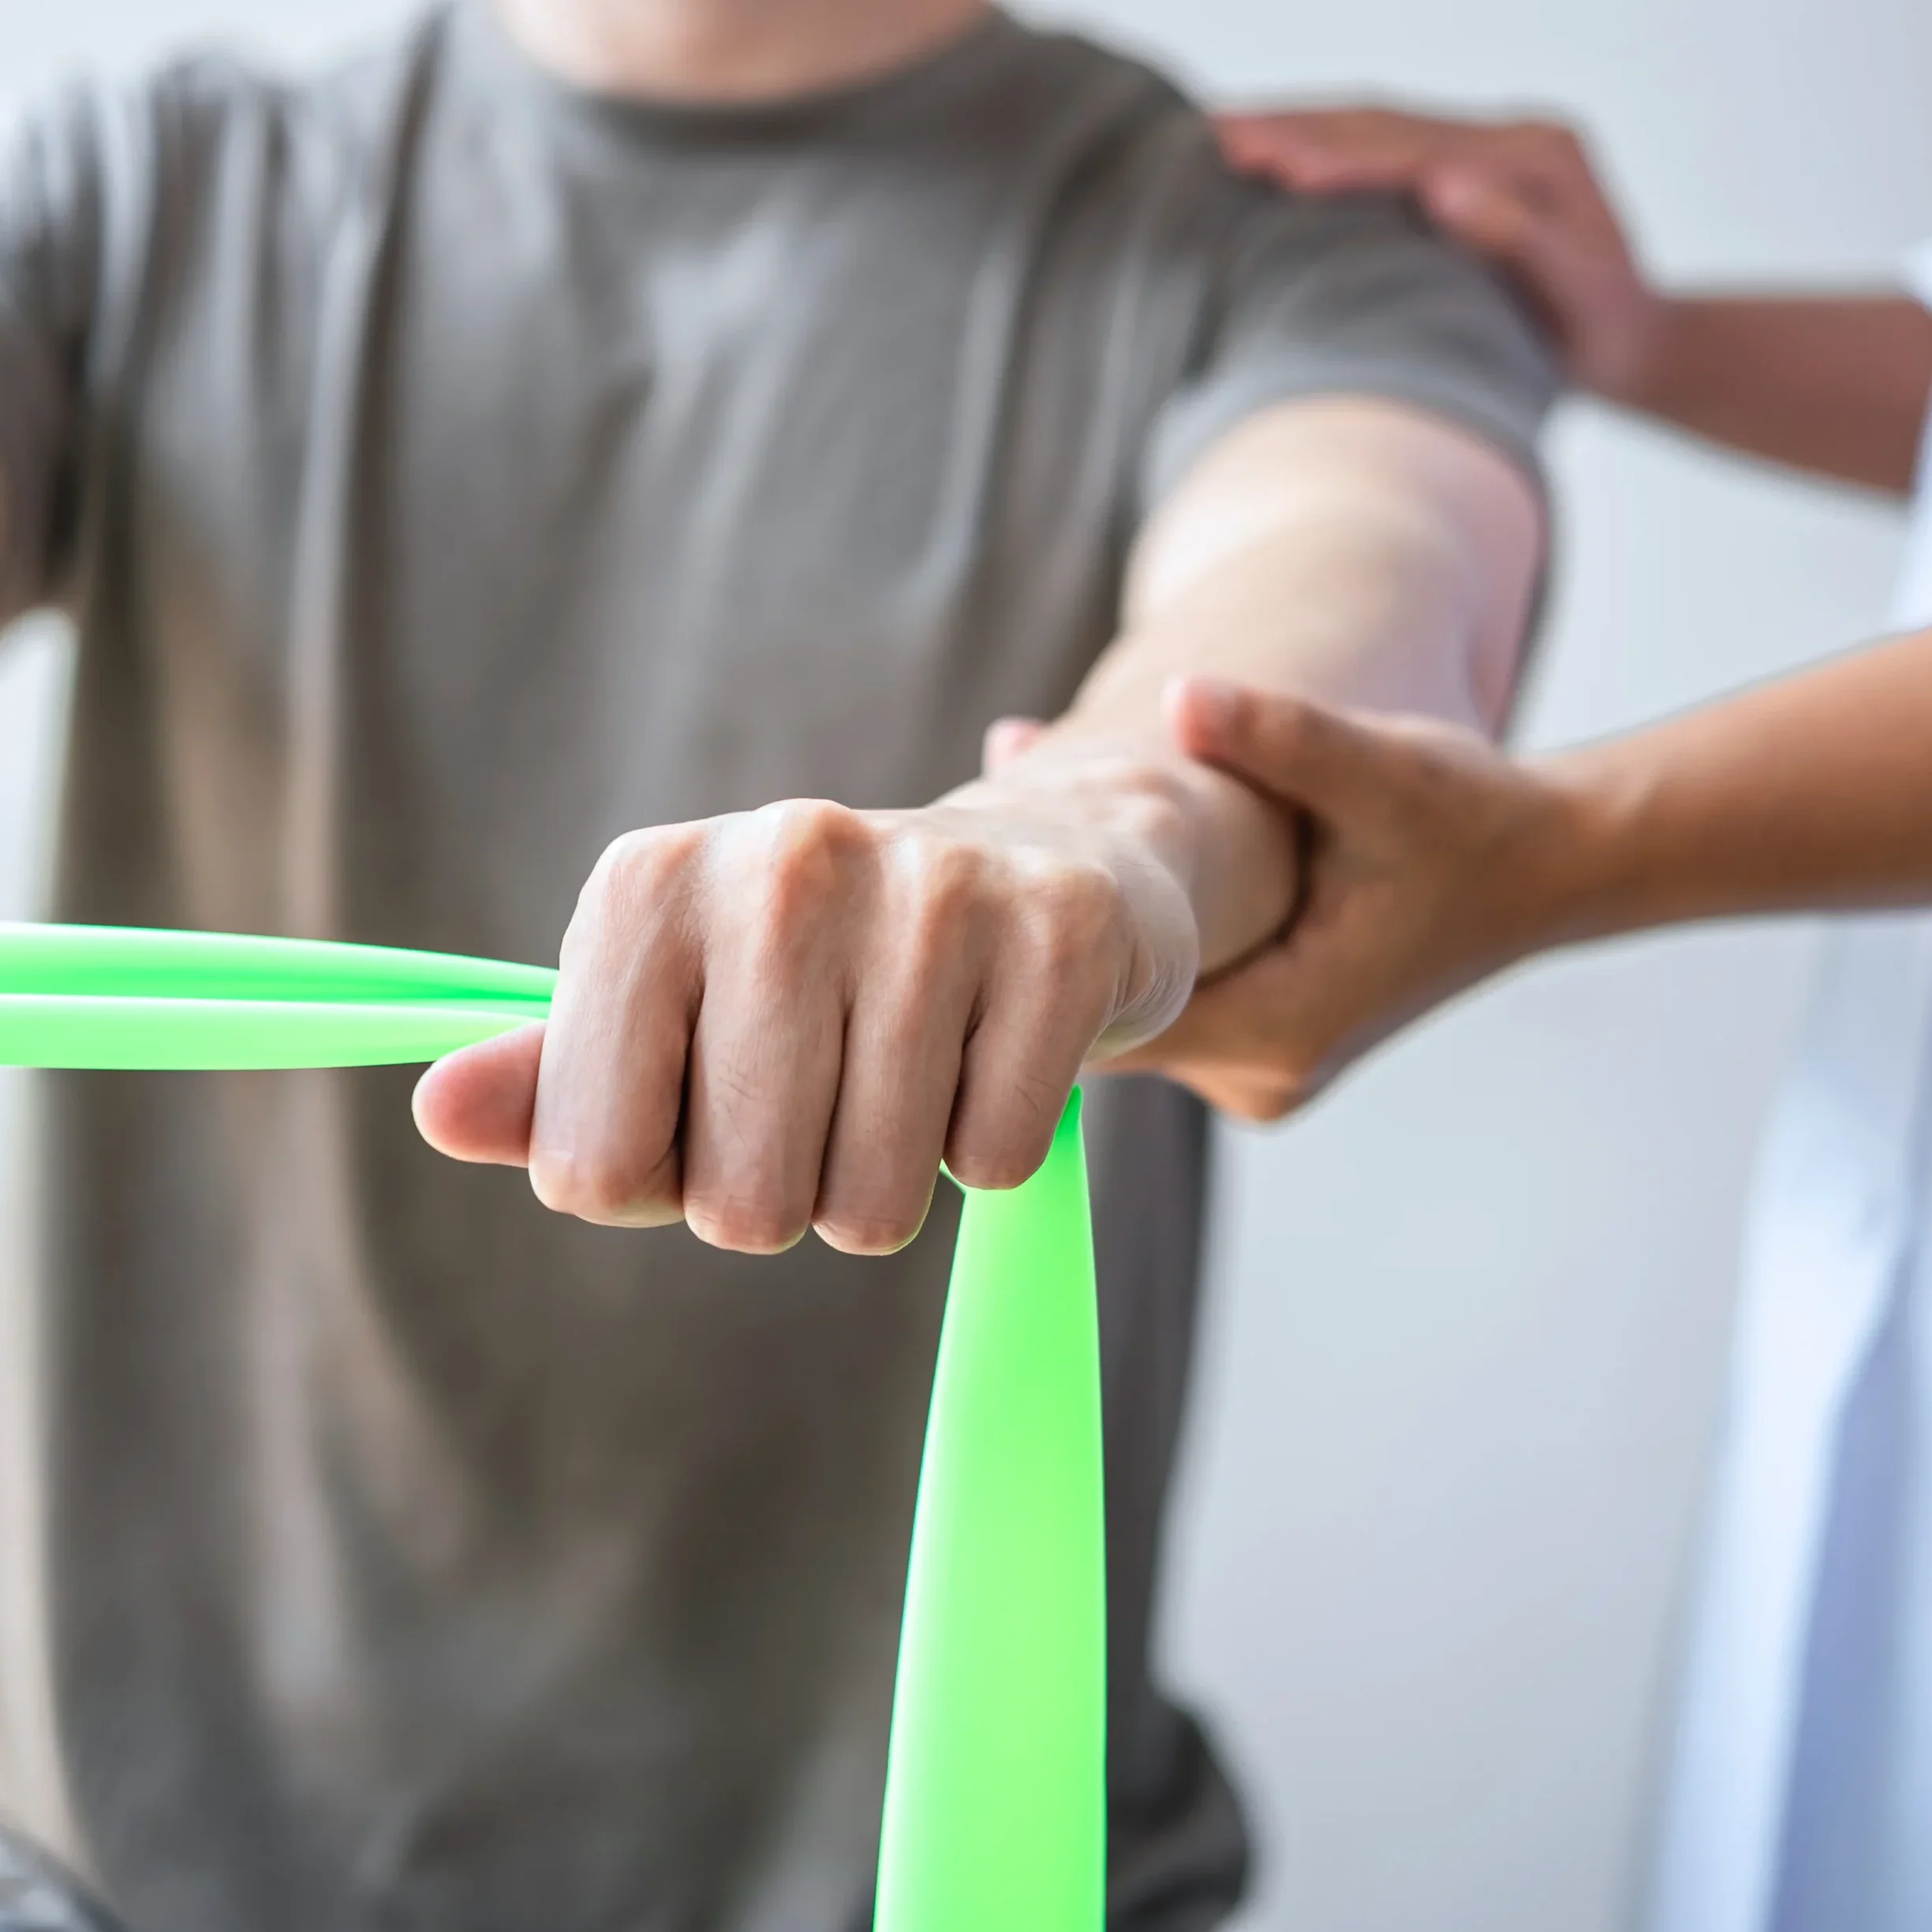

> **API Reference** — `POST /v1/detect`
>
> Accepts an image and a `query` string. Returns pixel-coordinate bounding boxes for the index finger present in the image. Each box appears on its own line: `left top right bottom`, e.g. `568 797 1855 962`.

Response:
1215 107 1494 192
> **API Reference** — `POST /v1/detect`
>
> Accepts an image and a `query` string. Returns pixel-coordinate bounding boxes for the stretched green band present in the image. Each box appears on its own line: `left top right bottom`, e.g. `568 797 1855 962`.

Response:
0 923 555 1068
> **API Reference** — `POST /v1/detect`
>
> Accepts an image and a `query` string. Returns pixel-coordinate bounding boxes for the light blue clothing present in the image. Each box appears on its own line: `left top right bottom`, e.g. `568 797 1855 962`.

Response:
1643 242 1932 1932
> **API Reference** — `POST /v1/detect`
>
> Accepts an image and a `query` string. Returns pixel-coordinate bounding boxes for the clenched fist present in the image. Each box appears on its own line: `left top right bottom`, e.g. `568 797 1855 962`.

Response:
413 766 1229 1254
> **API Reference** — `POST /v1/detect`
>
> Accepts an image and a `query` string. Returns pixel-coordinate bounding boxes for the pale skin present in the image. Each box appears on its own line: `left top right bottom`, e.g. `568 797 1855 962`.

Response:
495 0 988 104
0 2 1541 1250
1101 106 1932 1120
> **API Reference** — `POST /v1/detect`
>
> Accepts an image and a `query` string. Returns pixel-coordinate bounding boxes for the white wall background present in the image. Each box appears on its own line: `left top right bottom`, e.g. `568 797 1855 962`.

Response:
2 2 1930 1929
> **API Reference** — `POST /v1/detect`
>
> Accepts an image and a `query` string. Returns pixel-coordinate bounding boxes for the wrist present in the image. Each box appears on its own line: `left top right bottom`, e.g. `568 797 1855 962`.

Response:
933 753 1202 1051
1522 742 1665 947
1153 753 1301 971
943 747 1195 876
1592 286 1679 413
944 742 1295 973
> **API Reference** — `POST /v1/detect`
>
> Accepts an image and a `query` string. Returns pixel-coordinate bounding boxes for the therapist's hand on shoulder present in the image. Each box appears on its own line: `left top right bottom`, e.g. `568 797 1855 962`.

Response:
1092 677 1590 1122
1215 105 1662 402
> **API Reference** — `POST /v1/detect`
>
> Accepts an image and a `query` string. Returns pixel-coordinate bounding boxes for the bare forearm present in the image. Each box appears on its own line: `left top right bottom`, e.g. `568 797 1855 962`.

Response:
947 399 1544 977
1048 500 1509 971
1622 296 1932 495
1541 626 1932 942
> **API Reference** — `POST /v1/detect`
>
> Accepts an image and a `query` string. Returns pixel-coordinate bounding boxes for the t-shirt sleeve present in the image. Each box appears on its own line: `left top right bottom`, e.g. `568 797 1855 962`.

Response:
0 85 104 624
1139 176 1561 516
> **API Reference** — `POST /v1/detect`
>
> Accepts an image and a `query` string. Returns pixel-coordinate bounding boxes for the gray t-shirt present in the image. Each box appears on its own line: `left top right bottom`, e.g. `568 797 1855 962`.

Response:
0 8 1554 1929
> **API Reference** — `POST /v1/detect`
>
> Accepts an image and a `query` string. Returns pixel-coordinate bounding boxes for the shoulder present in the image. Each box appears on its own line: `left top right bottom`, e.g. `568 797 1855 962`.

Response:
0 6 452 396
2 7 447 266
976 16 1210 181
996 18 1195 112
996 26 1538 307
987 23 1414 281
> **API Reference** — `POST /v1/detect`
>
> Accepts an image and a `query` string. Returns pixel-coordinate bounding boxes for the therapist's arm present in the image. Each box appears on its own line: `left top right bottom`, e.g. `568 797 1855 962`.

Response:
1118 628 1932 1119
416 397 1541 1251
1217 108 1932 495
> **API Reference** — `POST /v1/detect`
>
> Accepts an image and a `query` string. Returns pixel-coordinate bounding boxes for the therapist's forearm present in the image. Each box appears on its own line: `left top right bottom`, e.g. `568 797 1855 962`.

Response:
1622 297 1932 495
1541 626 1932 940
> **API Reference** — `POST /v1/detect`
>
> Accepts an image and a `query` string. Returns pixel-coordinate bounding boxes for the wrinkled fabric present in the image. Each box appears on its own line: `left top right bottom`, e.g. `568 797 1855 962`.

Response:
1641 241 1932 1932
0 1824 125 1932
0 7 1554 1929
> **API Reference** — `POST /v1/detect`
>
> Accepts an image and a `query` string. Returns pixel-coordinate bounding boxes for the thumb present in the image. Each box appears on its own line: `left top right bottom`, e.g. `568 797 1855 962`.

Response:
1164 676 1392 822
413 1020 545 1166
1213 112 1325 184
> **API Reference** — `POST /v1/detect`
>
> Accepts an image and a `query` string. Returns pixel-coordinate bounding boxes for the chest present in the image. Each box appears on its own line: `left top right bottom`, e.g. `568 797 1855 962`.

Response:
116 111 1187 940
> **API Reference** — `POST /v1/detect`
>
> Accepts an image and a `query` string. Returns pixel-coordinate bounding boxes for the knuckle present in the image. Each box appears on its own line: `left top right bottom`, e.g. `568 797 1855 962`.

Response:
815 1200 930 1257
684 1186 809 1255
529 1145 671 1226
948 1081 1063 1191
589 824 698 900
746 798 873 929
1034 860 1125 962
904 838 986 954
562 847 628 959
582 829 643 902
757 797 867 865
566 826 702 959
947 1128 1054 1194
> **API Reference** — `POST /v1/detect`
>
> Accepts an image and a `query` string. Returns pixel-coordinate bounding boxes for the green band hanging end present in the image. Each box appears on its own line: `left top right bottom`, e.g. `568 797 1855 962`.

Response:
874 1089 1107 1932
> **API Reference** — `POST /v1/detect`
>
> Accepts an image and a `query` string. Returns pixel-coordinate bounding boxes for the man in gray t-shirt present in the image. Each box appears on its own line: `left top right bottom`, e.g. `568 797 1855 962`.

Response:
0 2 1553 1927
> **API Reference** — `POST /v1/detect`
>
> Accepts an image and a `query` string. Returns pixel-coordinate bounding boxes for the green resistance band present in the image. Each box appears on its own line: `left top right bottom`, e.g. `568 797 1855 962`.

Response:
875 1086 1104 1932
0 922 556 1068
0 923 1106 1931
